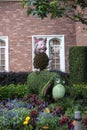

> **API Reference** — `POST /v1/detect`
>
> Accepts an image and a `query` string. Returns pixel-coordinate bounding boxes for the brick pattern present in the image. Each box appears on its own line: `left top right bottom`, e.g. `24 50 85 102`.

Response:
0 2 78 72
76 9 87 46
76 22 87 46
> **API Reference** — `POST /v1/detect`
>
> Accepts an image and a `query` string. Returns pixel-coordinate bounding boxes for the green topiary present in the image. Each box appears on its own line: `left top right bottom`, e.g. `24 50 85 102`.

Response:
27 70 58 100
33 52 49 70
69 46 87 85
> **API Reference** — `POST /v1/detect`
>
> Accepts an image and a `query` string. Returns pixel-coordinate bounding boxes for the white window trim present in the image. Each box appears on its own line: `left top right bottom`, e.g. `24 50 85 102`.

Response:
32 35 65 72
0 36 9 72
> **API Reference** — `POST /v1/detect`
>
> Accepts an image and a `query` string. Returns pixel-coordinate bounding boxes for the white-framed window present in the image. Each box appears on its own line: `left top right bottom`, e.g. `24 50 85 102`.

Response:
32 35 65 72
0 36 9 72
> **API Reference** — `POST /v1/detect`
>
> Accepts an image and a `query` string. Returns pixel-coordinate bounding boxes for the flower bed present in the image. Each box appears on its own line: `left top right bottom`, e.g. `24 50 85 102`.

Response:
0 94 87 130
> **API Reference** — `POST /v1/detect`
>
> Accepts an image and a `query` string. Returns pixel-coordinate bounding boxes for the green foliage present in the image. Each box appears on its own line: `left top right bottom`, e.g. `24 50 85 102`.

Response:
0 84 27 100
35 110 59 130
27 70 70 101
50 70 69 85
34 52 49 70
69 46 87 85
0 92 87 130
21 0 87 25
0 72 29 86
0 104 28 130
70 84 87 100
27 70 58 97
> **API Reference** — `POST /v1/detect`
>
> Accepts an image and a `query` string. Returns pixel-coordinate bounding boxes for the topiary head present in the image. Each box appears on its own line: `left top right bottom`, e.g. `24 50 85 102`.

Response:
33 52 49 70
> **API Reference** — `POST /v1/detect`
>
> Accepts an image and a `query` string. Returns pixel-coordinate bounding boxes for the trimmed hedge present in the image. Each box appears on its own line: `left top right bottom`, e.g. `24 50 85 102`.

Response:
0 70 69 86
0 72 30 86
69 46 87 84
70 84 87 100
0 84 27 100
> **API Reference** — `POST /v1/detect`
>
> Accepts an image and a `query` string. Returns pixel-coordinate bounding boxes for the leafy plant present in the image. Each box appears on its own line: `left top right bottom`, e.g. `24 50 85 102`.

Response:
27 70 58 97
70 84 87 100
21 0 87 25
69 46 87 85
0 99 28 130
0 93 87 130
35 108 60 130
0 84 27 100
0 72 29 86
34 52 49 70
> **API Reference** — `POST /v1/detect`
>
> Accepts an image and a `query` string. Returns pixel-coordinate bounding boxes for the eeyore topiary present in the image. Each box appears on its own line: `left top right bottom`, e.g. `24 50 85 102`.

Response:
27 37 68 101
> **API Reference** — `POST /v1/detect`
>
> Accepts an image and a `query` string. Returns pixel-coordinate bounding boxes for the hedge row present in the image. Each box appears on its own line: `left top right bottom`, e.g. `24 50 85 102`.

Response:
0 72 30 86
69 46 87 84
0 84 27 100
0 71 69 86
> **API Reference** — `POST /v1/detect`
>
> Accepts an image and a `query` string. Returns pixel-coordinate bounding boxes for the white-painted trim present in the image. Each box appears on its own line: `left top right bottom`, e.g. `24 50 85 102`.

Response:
0 36 9 72
32 35 65 72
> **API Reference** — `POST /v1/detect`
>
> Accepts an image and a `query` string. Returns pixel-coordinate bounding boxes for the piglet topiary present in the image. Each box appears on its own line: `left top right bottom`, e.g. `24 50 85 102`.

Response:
34 37 47 54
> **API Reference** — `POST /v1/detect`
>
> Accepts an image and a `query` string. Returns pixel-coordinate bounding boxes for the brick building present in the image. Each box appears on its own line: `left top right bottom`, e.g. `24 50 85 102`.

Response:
0 0 87 73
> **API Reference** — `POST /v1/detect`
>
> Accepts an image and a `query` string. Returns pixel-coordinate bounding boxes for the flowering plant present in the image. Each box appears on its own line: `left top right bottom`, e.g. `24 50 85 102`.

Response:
23 106 74 130
35 108 59 130
82 114 87 130
23 110 38 130
0 93 87 130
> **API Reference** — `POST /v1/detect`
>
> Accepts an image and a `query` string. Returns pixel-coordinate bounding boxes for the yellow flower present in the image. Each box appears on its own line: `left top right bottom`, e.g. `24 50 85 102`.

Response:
25 116 30 121
85 86 87 88
23 121 28 125
45 108 50 113
42 126 49 129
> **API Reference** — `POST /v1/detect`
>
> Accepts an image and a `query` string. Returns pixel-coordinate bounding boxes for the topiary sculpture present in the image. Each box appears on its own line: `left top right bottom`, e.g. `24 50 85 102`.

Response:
33 52 49 71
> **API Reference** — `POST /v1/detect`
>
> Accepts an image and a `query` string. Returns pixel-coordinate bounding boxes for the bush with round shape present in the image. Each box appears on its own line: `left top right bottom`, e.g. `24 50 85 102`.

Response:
33 52 49 70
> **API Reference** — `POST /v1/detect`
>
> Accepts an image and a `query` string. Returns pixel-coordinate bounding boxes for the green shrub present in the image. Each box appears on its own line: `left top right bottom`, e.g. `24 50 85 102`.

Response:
70 84 87 100
27 70 58 98
0 106 28 130
0 84 27 100
69 46 87 84
33 52 49 70
0 72 29 86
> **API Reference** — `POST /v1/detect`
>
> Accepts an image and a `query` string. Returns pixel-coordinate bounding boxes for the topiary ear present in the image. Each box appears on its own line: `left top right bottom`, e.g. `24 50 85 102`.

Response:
40 79 52 97
43 38 47 43
34 37 39 43
43 82 52 96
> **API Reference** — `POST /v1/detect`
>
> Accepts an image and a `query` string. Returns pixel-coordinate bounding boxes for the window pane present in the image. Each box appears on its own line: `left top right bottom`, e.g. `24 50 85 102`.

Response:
0 66 5 72
0 47 5 53
49 39 60 70
0 40 5 71
0 40 5 46
1 48 5 53
0 54 5 59
1 60 5 65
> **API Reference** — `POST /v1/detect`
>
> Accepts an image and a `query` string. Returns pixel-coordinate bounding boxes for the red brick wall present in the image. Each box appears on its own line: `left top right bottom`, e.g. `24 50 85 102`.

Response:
76 9 87 46
76 22 87 46
0 1 77 72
